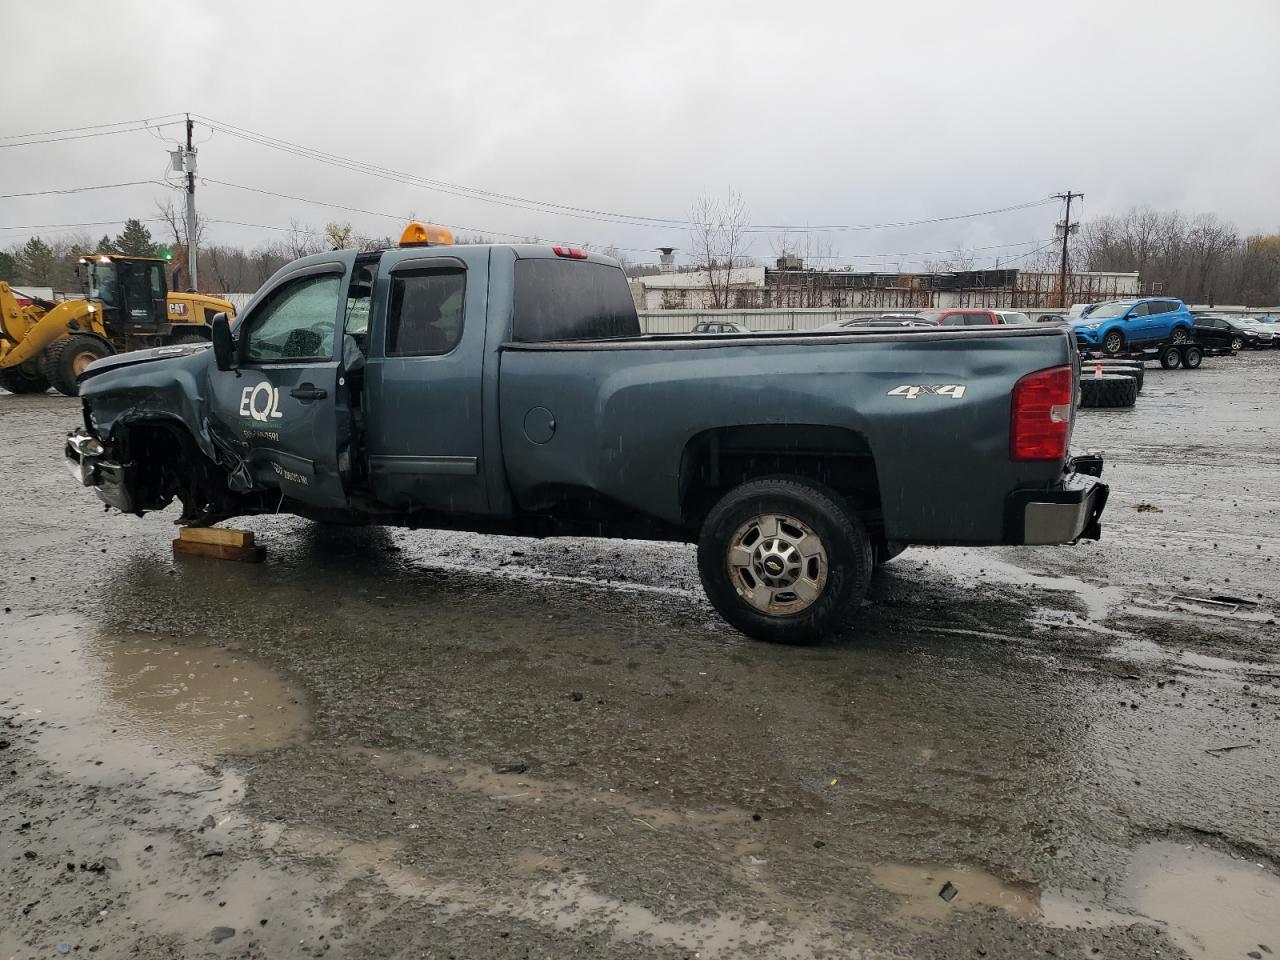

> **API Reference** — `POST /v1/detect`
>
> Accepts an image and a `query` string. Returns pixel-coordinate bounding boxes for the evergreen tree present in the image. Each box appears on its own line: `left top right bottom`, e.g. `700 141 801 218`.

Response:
19 237 57 285
114 219 157 257
0 251 16 282
97 234 115 254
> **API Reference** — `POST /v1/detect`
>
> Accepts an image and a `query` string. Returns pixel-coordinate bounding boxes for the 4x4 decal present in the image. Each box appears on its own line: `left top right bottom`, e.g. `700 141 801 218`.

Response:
887 384 966 399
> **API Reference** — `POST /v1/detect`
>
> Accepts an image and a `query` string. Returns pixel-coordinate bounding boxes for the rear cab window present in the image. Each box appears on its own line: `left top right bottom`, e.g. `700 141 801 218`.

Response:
513 258 639 341
387 261 467 356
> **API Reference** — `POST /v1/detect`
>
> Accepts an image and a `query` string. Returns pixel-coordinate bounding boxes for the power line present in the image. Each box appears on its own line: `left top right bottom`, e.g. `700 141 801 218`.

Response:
0 115 187 149
0 216 167 232
194 116 686 229
0 180 167 199
192 113 1056 234
742 198 1056 234
0 115 185 141
200 178 659 252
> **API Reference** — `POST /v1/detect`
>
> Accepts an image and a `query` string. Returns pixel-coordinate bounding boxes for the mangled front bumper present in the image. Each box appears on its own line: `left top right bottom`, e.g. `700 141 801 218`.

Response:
65 428 134 513
1005 455 1109 545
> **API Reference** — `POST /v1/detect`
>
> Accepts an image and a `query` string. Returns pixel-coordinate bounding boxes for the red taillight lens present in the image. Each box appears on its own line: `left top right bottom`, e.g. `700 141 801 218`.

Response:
552 245 587 259
1010 365 1074 461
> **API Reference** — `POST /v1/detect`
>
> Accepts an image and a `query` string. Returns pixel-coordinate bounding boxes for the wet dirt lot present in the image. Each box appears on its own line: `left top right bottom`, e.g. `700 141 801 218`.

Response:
2 352 1278 959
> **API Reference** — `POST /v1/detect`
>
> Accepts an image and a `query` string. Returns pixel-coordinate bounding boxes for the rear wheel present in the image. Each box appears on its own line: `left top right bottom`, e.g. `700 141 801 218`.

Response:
45 335 113 396
697 476 872 643
1102 329 1125 355
1159 345 1183 369
1169 325 1191 344
0 363 50 394
1182 345 1204 369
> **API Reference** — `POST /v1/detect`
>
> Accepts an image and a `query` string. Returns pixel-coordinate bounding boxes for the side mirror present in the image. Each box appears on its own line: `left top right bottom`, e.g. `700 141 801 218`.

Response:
211 313 237 372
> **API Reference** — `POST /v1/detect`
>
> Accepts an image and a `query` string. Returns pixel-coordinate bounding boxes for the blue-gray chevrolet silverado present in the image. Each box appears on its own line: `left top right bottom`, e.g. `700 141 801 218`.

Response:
65 235 1108 643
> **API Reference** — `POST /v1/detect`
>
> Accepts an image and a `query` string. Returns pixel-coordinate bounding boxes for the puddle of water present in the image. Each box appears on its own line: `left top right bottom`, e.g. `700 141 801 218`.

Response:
874 845 1280 957
357 746 748 831
0 613 331 956
0 613 307 779
1119 841 1280 957
917 549 1122 623
871 861 1041 922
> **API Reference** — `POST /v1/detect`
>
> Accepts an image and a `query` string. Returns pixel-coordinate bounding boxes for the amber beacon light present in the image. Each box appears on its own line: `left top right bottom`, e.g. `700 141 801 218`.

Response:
399 222 455 247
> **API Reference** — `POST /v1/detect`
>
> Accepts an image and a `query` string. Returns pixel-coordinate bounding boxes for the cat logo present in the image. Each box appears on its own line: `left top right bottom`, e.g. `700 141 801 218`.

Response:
167 302 188 316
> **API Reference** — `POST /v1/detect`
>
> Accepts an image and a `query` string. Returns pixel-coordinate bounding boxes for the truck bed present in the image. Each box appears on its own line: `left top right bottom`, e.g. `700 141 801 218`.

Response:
498 324 1077 544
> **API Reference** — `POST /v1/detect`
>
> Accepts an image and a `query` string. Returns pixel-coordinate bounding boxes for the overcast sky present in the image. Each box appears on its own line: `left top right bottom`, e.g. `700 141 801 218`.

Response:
3 0 1277 271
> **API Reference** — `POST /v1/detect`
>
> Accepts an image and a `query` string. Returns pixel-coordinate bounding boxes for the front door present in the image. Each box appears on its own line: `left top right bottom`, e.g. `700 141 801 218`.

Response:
115 260 167 333
207 259 355 509
363 247 488 514
1125 302 1151 343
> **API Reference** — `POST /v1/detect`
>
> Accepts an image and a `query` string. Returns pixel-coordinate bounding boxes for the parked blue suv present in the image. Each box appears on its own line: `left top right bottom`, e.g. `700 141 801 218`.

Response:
1072 298 1194 355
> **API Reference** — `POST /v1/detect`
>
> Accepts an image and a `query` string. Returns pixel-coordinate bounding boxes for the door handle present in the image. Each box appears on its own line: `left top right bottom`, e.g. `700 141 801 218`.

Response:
290 383 328 401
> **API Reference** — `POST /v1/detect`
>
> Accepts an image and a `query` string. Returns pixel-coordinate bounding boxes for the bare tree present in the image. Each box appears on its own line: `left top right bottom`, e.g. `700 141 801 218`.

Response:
155 197 213 291
688 188 751 309
285 219 322 260
324 222 356 250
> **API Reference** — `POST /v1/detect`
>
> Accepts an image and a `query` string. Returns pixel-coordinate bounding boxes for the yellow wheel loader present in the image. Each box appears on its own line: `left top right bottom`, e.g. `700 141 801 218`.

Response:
0 254 236 396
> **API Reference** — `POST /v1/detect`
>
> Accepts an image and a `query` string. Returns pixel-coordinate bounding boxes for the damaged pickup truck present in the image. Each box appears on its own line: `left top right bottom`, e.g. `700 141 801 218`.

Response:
66 226 1108 643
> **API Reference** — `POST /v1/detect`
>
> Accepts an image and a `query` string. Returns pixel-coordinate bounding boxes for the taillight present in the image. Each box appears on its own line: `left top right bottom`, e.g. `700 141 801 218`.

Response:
552 246 587 259
1010 365 1074 461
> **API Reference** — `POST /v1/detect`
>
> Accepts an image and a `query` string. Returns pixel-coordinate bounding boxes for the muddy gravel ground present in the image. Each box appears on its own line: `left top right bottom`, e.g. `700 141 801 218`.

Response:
2 351 1278 959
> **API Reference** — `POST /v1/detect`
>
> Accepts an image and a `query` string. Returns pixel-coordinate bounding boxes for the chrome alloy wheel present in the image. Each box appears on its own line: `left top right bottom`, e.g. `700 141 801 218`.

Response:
726 513 828 614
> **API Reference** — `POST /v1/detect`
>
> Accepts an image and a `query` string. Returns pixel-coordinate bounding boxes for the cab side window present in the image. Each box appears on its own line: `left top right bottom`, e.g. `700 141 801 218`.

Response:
244 273 341 362
940 313 966 326
387 266 466 357
1128 303 1150 318
964 312 992 326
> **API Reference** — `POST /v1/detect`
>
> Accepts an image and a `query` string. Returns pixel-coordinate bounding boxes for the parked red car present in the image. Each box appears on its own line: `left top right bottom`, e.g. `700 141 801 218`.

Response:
916 308 1032 326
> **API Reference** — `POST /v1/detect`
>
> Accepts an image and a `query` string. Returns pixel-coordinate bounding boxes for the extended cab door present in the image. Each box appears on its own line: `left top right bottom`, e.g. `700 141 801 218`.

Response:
207 257 358 510
362 246 489 514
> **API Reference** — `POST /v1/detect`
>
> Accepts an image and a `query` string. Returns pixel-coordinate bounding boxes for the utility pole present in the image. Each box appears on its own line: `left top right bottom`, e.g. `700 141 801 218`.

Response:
185 114 198 291
1053 190 1082 308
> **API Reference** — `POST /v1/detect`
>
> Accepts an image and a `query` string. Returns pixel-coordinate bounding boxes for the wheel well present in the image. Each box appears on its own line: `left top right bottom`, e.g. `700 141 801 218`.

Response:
680 424 883 533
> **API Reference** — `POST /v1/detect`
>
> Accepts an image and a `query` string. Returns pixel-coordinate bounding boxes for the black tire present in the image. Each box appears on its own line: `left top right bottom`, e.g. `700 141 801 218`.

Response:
45 335 113 396
1101 329 1125 355
696 476 872 644
1182 345 1203 369
1159 345 1182 369
1169 325 1191 344
0 363 50 394
1078 374 1139 408
1228 336 1244 351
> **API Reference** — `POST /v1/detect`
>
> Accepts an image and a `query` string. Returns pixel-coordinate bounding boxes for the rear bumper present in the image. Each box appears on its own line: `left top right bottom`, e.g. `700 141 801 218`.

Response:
65 429 135 513
1005 455 1109 545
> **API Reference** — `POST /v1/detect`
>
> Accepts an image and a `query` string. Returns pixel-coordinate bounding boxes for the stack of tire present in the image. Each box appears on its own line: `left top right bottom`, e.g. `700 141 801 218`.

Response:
1079 359 1141 408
